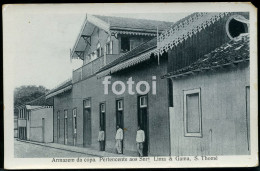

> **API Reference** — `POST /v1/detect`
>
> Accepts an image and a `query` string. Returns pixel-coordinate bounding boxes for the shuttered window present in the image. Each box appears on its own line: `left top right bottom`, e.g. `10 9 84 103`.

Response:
106 36 113 55
184 88 202 137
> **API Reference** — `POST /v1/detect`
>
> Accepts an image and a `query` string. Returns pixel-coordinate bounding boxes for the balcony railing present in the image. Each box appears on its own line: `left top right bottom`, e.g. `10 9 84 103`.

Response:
73 54 120 83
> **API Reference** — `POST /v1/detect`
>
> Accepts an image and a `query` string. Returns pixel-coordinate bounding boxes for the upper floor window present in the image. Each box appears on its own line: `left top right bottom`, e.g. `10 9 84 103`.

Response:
97 42 102 57
84 98 91 108
19 109 26 119
85 54 91 62
90 51 97 60
106 36 113 55
226 15 249 39
121 36 130 53
27 111 30 120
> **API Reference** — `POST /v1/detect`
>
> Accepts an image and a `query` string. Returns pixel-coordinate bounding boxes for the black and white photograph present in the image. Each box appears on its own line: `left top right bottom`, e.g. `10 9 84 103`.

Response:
3 3 258 169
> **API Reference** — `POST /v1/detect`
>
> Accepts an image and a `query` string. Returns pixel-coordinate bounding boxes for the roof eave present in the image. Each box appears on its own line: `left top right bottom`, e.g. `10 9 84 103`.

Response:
162 58 249 80
71 14 111 59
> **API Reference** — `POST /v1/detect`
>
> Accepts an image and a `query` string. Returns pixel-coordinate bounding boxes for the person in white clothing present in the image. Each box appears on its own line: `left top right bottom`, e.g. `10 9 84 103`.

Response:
136 126 145 157
115 125 123 154
98 127 105 151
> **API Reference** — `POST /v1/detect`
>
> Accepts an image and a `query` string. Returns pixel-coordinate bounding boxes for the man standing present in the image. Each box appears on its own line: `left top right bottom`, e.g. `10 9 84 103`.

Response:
98 127 105 151
136 126 145 157
115 125 123 154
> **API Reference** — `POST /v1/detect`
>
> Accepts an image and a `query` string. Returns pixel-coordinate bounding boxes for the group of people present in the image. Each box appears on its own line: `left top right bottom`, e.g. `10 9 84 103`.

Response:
98 125 145 157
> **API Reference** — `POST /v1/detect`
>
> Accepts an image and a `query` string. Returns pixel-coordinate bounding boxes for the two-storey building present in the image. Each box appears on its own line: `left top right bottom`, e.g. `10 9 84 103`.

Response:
46 14 173 156
47 12 251 156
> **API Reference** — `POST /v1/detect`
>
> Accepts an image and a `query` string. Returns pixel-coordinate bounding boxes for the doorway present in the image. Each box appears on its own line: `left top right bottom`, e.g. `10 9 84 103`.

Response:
99 103 106 151
116 99 124 153
83 99 92 147
73 108 77 146
138 95 149 156
64 110 68 145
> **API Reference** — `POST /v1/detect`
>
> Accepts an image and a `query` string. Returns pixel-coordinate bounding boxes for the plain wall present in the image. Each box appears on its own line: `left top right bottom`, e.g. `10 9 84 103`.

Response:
71 56 170 156
30 107 53 143
170 63 250 156
53 91 73 145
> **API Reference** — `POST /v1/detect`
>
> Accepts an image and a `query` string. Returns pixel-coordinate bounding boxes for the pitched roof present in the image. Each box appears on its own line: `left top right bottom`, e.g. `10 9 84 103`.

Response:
71 14 174 59
93 15 173 32
156 12 237 56
26 95 53 106
98 37 157 73
46 79 72 98
162 34 249 79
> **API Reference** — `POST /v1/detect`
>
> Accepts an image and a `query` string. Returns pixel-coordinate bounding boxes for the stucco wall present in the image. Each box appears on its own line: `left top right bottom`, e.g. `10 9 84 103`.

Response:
53 91 73 145
83 28 120 64
71 57 170 156
30 107 53 143
170 63 250 156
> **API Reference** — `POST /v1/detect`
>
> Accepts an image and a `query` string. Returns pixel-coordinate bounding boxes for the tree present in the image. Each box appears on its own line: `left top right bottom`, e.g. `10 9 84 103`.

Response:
14 85 49 107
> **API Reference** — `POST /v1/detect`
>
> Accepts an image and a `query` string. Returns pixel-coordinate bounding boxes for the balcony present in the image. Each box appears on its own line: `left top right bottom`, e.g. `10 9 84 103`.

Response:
73 54 120 83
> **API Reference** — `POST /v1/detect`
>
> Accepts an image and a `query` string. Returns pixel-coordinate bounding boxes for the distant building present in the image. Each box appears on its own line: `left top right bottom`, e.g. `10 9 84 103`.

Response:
16 95 54 143
14 108 18 138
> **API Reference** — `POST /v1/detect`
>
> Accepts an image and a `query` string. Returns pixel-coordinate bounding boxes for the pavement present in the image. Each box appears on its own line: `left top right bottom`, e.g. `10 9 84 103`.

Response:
16 139 126 157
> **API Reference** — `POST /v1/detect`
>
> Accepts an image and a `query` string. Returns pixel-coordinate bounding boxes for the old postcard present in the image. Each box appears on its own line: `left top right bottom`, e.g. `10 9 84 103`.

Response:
3 2 258 169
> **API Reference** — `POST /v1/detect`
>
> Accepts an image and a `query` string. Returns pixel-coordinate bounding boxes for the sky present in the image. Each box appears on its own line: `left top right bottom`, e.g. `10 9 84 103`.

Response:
6 6 191 90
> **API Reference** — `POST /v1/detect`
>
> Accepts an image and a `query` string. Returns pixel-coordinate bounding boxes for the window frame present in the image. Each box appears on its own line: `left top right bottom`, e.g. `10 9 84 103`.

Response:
84 98 91 108
100 103 105 113
120 36 130 52
183 88 202 137
117 100 123 111
97 42 102 57
64 110 68 119
106 36 113 55
140 96 148 108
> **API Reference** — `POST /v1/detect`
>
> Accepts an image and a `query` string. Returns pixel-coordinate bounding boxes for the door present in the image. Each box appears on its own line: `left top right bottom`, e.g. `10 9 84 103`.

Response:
73 109 77 146
64 110 68 145
100 103 106 151
116 100 124 129
116 99 124 153
83 109 92 146
138 95 149 156
83 99 92 147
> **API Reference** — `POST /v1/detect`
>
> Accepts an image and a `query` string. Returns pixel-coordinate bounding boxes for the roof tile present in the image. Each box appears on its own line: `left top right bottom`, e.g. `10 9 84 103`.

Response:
163 34 249 78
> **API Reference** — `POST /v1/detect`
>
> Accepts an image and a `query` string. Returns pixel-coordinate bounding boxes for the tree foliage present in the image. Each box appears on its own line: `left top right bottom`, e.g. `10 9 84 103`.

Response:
14 85 49 106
